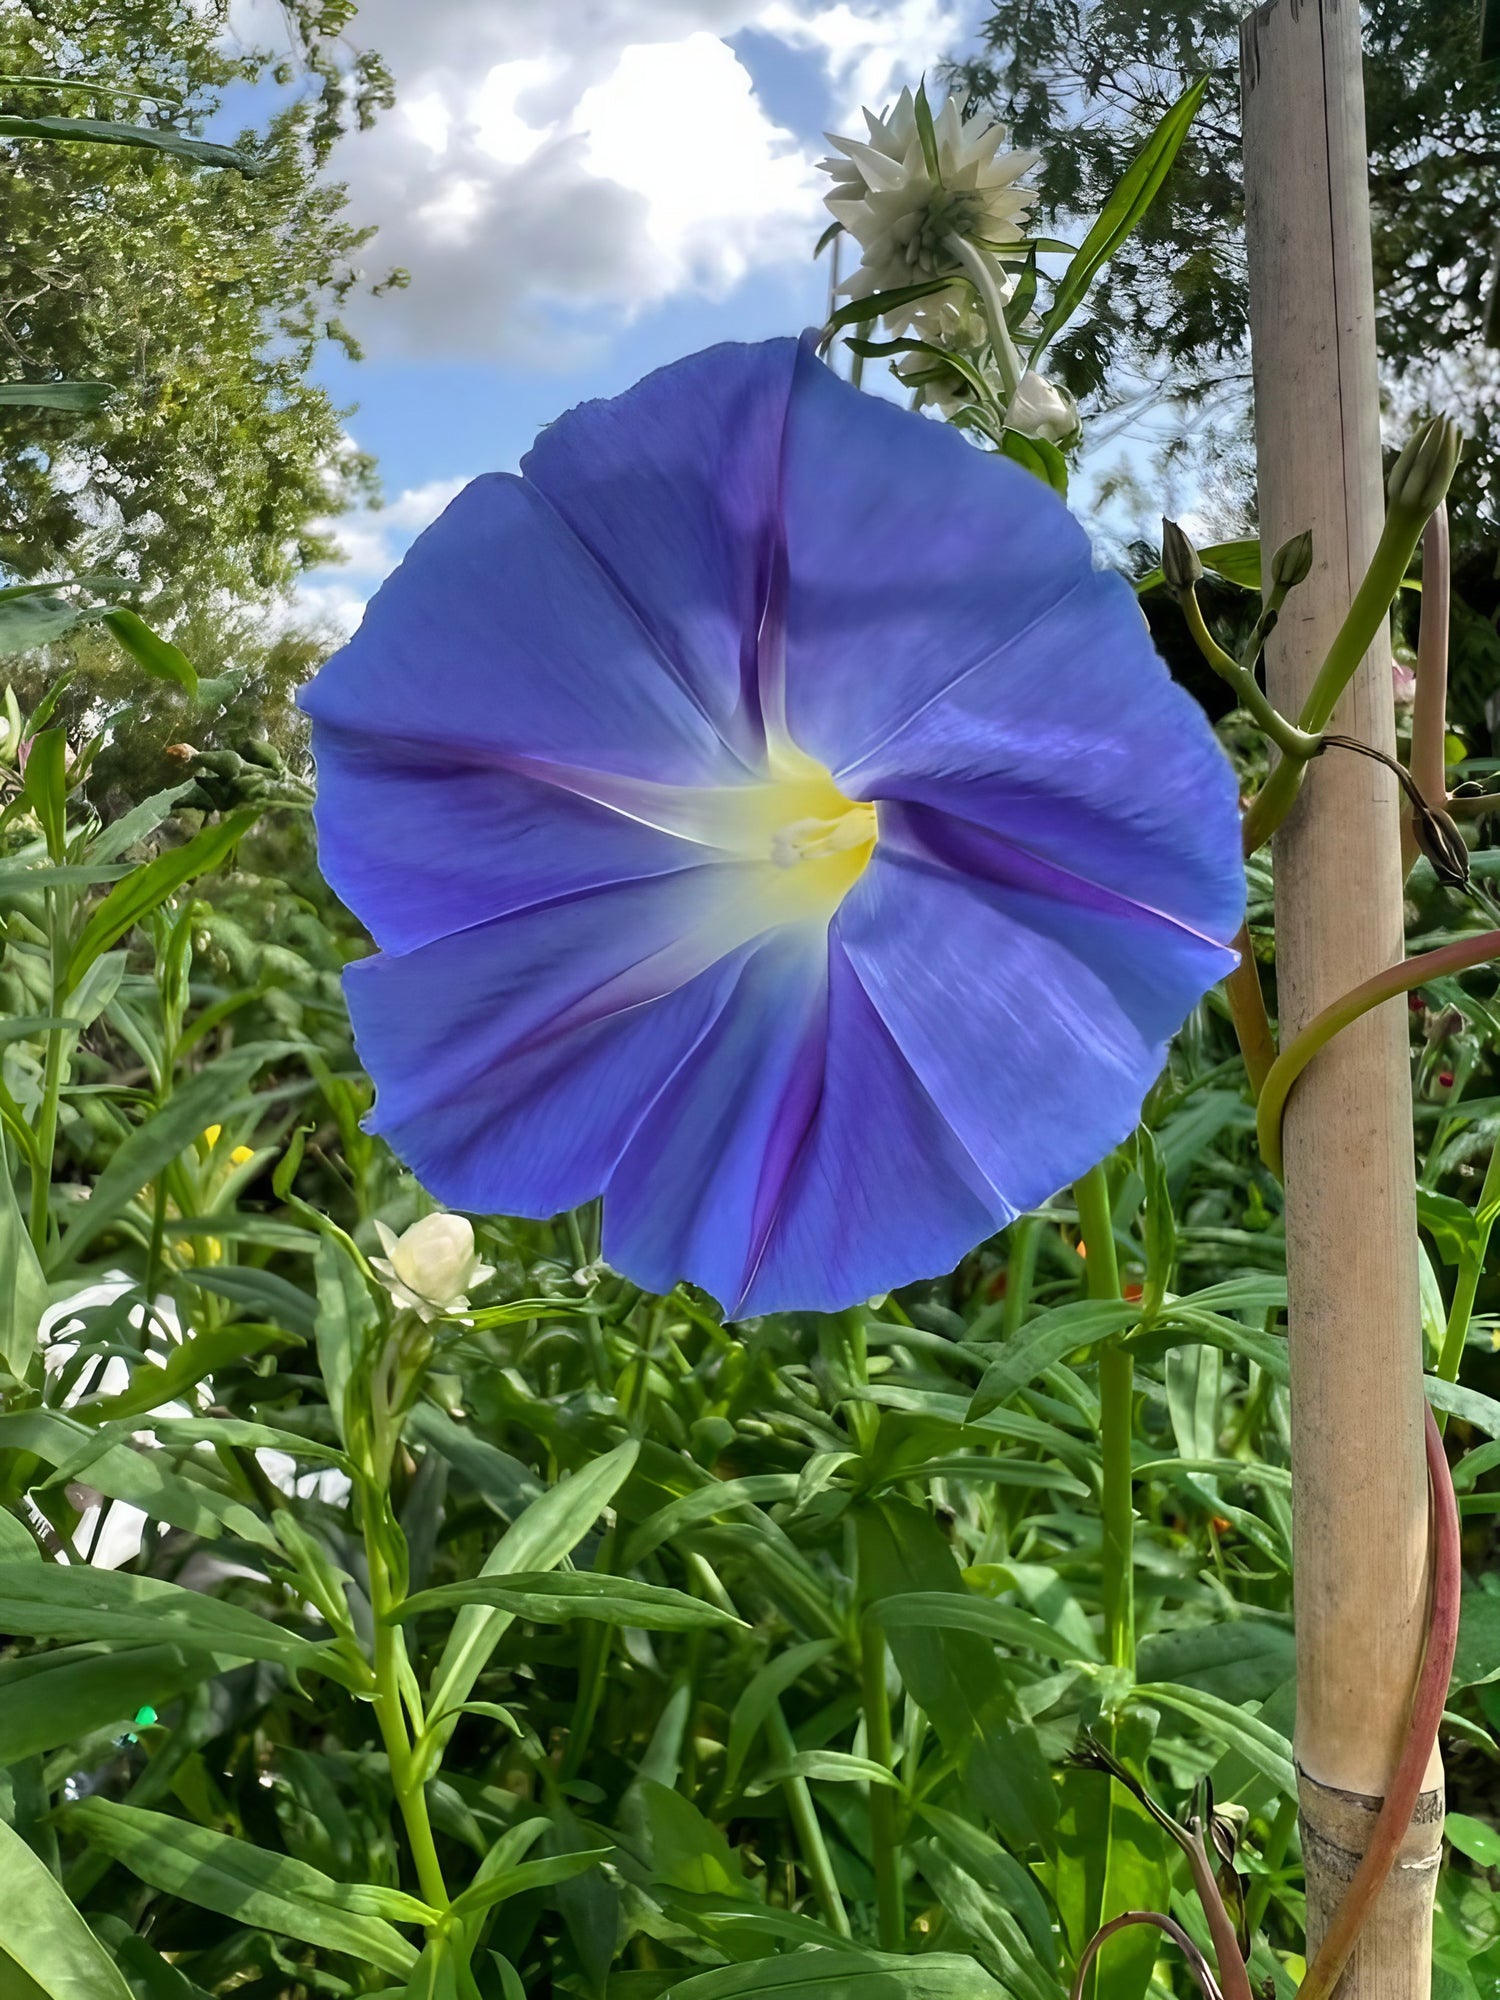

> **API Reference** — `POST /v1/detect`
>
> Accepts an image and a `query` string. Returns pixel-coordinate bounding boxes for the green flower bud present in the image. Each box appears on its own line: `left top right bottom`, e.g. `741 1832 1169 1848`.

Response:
1160 517 1203 596
1270 528 1313 591
1386 416 1462 524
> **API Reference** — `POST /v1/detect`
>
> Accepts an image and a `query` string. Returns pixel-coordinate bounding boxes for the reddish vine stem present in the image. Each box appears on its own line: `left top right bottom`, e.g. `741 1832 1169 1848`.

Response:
1293 1403 1459 2000
1069 1912 1224 2000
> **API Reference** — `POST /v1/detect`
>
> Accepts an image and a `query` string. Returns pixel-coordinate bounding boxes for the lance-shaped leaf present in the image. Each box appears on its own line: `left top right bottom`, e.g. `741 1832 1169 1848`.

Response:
0 380 113 412
395 1569 740 1631
0 1813 134 2000
69 805 260 981
68 1799 419 1976
0 112 260 173
0 1560 332 1671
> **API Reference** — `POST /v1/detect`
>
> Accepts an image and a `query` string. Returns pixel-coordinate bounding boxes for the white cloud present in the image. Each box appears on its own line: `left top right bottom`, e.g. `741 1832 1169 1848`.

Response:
230 0 972 359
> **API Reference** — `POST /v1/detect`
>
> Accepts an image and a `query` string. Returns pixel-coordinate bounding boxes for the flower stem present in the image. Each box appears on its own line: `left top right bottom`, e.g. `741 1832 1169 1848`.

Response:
1074 1162 1133 1672
946 233 1021 400
366 1516 450 1917
859 1614 904 1950
1222 924 1277 1097
1179 589 1317 761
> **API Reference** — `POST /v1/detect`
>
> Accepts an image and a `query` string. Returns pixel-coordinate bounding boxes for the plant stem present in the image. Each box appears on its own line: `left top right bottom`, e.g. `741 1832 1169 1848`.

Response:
28 888 68 1254
1179 590 1317 760
1002 1215 1042 1338
366 1531 449 1917
1404 502 1451 876
1074 1162 1133 1672
859 1616 904 1950
765 1702 852 1937
1223 924 1277 1096
1434 1132 1500 1422
1246 1792 1299 1935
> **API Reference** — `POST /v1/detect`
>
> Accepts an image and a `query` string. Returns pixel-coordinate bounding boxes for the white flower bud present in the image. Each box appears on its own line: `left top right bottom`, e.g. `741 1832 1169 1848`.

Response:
371 1213 494 1322
1004 369 1079 445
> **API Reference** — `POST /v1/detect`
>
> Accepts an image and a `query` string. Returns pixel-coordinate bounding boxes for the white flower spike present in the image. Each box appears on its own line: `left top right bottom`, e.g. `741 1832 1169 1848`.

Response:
372 1213 494 1322
820 86 1037 321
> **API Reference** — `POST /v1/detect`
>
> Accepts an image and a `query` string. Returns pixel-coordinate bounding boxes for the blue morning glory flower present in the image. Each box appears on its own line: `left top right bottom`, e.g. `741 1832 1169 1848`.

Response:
302 337 1243 1318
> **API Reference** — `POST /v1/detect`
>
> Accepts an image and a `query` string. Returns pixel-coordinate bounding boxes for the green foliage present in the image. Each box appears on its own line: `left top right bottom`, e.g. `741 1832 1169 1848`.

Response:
2 665 1498 1998
0 0 393 750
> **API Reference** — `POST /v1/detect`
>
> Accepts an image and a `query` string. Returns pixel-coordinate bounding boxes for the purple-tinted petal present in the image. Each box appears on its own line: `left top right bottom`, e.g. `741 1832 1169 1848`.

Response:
736 938 1001 1317
778 344 1098 773
522 339 802 766
347 869 758 1216
833 826 1235 1213
300 473 742 790
311 725 705 954
774 346 1242 945
602 924 830 1310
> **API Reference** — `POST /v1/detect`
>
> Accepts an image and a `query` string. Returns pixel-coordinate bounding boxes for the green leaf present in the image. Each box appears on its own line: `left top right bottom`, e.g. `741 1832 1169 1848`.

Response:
1445 1812 1500 1868
968 1299 1141 1418
99 606 197 695
723 1638 840 1793
823 276 955 334
661 1948 1008 1999
0 113 261 173
1135 1620 1295 1703
624 1473 799 1565
0 594 99 655
0 1409 273 1546
0 1559 330 1670
314 1233 375 1446
396 1570 740 1630
1032 73 1208 355
68 1799 418 1976
1136 536 1266 596
69 805 260 981
0 1151 48 1376
60 1040 289 1263
912 78 942 180
0 1642 226 1766
21 729 69 856
89 1322 302 1420
425 1442 640 1745
0 381 112 412
1135 1681 1296 1795
872 1590 1099 1663
0 1814 134 2000
1452 1590 1500 1689
1428 1375 1500 1436
1055 1767 1173 2000
1000 428 1070 495
856 1498 1056 1849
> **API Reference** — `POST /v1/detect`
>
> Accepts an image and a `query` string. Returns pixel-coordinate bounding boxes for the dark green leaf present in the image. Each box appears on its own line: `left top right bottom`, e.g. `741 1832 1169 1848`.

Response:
0 112 260 174
0 1559 330 1670
397 1570 739 1631
0 380 113 412
99 606 197 695
968 1299 1140 1418
0 1814 134 2000
69 805 260 981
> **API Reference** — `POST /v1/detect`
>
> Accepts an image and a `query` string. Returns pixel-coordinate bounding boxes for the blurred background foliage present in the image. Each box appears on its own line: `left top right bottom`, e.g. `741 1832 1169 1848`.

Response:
2 6 1500 2000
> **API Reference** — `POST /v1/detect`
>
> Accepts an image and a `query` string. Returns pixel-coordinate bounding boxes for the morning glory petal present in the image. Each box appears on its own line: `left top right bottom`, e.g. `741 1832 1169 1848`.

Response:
310 724 706 955
778 341 1098 774
346 869 763 1215
300 471 741 789
736 938 1001 1317
602 924 830 1311
522 338 802 765
834 830 1233 1211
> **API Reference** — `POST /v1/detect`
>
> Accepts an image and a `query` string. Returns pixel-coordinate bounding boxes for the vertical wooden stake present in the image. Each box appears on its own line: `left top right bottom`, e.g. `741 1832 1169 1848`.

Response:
1240 4 1442 1996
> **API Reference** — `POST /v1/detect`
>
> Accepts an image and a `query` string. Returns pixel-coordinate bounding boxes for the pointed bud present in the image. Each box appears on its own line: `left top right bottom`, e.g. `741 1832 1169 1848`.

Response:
1160 517 1203 596
1270 528 1313 591
1387 416 1462 524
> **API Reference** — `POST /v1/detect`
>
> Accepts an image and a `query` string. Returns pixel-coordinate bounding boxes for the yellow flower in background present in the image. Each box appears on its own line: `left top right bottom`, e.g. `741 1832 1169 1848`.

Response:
203 1124 223 1149
230 1145 255 1167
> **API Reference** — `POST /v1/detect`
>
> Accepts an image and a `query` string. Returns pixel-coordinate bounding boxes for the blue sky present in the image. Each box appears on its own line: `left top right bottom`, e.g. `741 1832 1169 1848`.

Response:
221 0 988 631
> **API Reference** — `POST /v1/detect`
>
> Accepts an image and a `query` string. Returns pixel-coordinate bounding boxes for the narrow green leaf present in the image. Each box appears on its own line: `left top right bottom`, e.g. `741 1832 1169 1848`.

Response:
20 729 69 855
0 1559 329 1669
398 1569 735 1630
425 1442 639 1747
660 1948 1008 1999
449 1847 612 1921
0 1642 226 1766
1135 1681 1296 1795
872 1590 1099 1663
0 1814 134 2000
1033 73 1208 355
0 112 261 173
99 606 197 695
1055 1767 1173 2000
0 1153 48 1375
968 1299 1141 1418
0 592 98 654
1452 1590 1500 1689
724 1638 840 1793
0 381 112 412
823 276 954 334
68 1799 417 1976
60 1040 289 1263
69 805 260 981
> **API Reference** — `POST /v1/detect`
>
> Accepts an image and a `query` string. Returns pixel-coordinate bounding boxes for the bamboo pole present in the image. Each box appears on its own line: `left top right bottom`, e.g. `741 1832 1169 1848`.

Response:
1239 6 1442 1996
